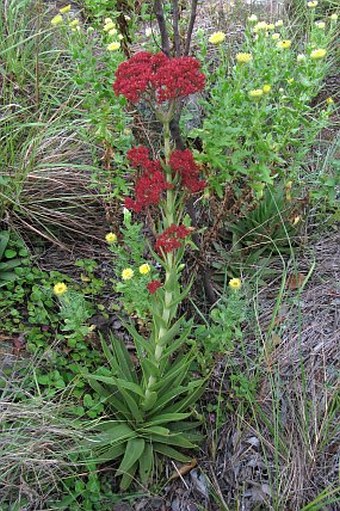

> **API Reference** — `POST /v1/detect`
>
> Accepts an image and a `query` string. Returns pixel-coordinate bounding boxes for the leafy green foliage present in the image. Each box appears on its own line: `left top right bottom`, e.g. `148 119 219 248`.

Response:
0 231 27 287
192 15 335 197
212 185 299 282
195 289 246 365
83 330 204 490
108 209 160 319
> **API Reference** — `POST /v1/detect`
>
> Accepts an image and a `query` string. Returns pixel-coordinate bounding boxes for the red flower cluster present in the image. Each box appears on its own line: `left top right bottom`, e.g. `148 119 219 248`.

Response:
155 224 192 254
127 146 162 174
147 280 162 294
113 52 205 104
124 146 170 213
169 149 206 193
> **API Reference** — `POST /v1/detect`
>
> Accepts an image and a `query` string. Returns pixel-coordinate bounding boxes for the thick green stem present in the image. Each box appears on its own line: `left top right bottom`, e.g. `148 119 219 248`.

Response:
143 113 181 402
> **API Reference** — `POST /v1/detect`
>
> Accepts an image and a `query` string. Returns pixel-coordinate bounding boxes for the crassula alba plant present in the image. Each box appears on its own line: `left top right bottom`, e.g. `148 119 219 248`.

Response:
83 51 207 490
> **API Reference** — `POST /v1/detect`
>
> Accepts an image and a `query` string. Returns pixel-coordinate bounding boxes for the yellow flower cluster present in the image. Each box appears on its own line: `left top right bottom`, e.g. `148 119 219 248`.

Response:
51 5 80 31
310 48 327 59
104 17 122 51
53 282 68 296
307 1 318 8
277 39 291 49
326 97 334 105
253 21 268 33
262 84 271 94
209 31 226 44
236 52 252 64
120 264 152 280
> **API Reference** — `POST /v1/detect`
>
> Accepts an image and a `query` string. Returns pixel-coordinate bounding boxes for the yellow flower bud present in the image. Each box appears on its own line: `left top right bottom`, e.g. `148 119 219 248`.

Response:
60 5 71 14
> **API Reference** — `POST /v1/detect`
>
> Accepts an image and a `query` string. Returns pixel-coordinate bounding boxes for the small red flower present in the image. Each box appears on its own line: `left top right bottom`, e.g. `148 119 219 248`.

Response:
169 149 206 193
155 224 192 254
147 280 162 294
113 52 205 104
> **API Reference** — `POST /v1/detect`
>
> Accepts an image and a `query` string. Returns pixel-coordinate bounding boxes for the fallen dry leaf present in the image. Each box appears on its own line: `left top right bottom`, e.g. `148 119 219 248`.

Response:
287 272 305 290
169 458 198 480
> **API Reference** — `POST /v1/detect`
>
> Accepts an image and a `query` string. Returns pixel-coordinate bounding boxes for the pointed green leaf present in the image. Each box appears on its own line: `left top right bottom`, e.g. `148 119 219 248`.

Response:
119 387 144 422
92 443 125 462
144 412 190 426
119 461 138 491
150 433 196 449
110 334 138 384
153 443 191 463
138 443 154 486
117 438 145 476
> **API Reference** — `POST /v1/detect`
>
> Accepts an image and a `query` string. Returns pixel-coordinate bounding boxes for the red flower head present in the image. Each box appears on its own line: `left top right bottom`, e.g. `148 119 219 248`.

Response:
124 171 171 212
124 146 171 212
147 280 162 294
169 149 206 193
155 224 192 254
113 52 205 104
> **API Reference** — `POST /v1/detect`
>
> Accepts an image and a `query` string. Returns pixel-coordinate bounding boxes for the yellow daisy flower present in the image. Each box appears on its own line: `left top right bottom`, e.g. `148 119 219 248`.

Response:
262 84 271 93
107 42 120 51
59 4 71 14
139 263 151 275
121 268 134 280
105 232 117 243
51 14 63 26
326 97 334 105
209 31 226 44
229 278 242 290
108 28 117 36
330 14 338 21
310 48 327 59
104 17 113 24
53 282 68 296
307 1 318 7
267 23 275 30
236 52 252 64
277 39 291 49
69 19 79 27
271 33 280 40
